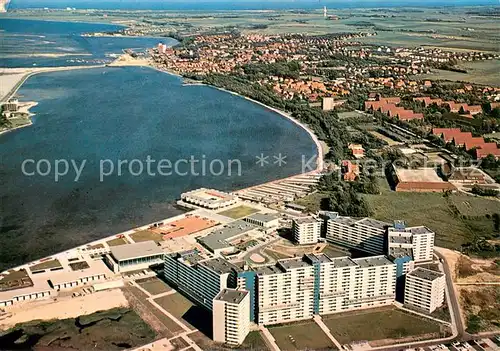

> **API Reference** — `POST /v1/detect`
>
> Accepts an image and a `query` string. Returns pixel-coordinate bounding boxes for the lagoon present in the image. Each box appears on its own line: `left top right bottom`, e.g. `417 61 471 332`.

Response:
0 66 317 270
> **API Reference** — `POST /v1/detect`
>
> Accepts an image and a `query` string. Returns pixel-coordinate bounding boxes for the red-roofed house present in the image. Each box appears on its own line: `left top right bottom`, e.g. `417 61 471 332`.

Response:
467 105 483 115
475 143 500 159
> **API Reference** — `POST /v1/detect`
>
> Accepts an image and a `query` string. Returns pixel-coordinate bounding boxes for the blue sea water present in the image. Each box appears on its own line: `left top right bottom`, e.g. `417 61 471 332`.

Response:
0 43 316 269
0 18 175 67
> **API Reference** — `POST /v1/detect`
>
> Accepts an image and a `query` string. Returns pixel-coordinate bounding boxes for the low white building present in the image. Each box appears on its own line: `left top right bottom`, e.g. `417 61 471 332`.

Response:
293 217 321 244
49 259 110 290
0 281 52 308
244 213 280 230
404 267 445 313
106 241 164 273
180 188 238 210
213 289 250 345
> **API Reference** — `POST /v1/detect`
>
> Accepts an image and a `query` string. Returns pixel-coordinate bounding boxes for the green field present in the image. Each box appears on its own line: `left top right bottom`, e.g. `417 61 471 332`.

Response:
106 237 129 247
218 205 259 219
241 331 270 350
130 230 163 243
363 178 499 249
293 192 329 213
29 259 62 272
269 319 334 351
154 293 194 320
136 277 171 296
323 308 443 345
412 60 500 86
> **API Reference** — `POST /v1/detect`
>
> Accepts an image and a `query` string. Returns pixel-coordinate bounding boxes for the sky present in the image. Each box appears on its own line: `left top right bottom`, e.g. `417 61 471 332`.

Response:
8 0 498 10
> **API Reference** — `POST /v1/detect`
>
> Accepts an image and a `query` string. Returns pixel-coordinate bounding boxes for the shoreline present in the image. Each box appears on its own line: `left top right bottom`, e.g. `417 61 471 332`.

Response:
0 61 325 273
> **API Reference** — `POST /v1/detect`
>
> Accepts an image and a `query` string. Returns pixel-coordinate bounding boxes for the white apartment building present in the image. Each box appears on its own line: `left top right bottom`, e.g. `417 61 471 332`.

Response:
293 217 322 245
404 267 445 313
255 257 315 325
213 289 250 345
308 254 397 314
164 250 241 310
388 222 435 263
326 215 390 254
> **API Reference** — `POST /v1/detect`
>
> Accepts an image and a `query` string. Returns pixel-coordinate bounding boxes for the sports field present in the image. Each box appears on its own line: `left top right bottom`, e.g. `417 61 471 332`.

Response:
218 205 259 219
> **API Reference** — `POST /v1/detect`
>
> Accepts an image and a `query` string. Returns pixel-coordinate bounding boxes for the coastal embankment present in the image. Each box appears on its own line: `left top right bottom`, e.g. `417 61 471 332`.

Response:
0 65 105 135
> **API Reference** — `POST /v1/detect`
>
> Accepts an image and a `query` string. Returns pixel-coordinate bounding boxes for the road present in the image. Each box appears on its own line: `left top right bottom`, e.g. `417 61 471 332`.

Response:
434 250 468 339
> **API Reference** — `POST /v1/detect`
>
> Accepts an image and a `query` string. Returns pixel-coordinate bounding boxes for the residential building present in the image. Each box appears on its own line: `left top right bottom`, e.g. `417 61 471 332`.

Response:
213 289 250 345
404 267 445 313
164 250 241 310
326 214 390 255
311 254 396 315
293 217 321 244
255 257 315 325
388 221 435 263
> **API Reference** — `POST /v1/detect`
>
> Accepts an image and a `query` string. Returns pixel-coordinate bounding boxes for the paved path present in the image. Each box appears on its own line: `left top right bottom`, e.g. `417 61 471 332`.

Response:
313 315 343 349
434 250 467 338
259 326 281 351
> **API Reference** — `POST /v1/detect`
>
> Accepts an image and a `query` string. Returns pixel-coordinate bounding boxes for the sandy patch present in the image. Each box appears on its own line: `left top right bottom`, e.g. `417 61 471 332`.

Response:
0 289 128 330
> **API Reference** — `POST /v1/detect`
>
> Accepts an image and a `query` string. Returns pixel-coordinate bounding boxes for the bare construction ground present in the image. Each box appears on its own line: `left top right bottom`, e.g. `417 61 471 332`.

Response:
0 289 128 330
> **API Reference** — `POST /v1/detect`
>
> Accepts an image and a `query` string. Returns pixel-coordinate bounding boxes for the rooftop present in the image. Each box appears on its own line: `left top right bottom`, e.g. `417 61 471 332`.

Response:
181 188 236 204
255 265 284 276
389 247 413 259
395 167 445 183
408 267 444 281
246 212 280 223
215 288 248 304
198 220 257 251
330 257 357 268
277 257 313 270
356 217 391 230
200 257 242 275
110 241 164 262
293 216 320 225
353 255 394 268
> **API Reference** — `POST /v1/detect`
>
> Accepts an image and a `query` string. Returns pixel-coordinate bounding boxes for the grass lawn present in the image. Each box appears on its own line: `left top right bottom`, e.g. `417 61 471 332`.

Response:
29 259 62 272
241 331 269 350
106 237 128 247
321 244 350 258
154 293 195 325
218 205 259 219
293 192 328 213
450 194 500 217
323 308 442 344
136 277 171 296
130 230 163 243
269 319 334 351
363 178 498 249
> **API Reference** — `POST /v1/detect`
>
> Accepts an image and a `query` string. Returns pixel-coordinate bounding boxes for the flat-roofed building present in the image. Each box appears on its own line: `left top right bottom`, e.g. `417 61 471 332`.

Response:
293 216 321 245
326 214 390 255
244 213 280 229
164 250 242 310
107 241 164 273
213 289 250 345
49 259 110 290
198 220 258 254
0 280 52 308
305 254 396 315
255 257 315 325
388 221 434 263
180 188 238 210
404 267 445 313
393 166 456 193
